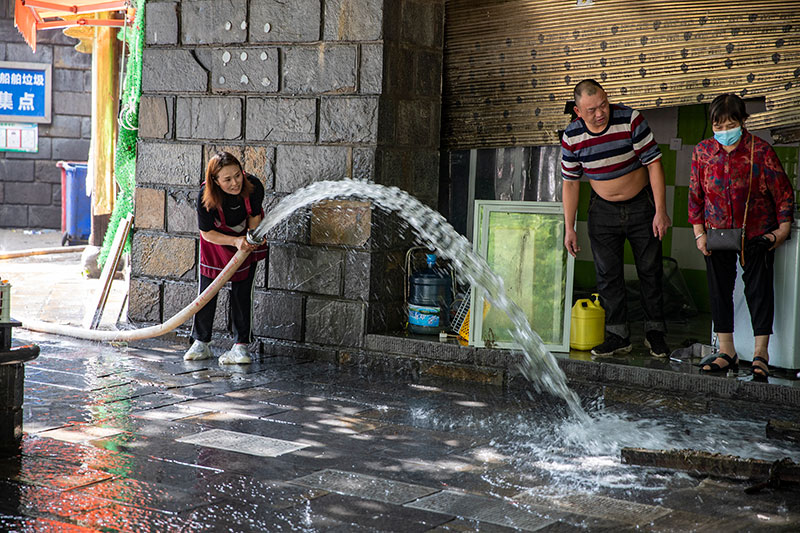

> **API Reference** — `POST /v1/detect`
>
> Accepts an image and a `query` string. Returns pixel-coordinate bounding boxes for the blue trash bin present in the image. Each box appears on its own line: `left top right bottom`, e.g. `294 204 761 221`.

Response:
57 162 90 245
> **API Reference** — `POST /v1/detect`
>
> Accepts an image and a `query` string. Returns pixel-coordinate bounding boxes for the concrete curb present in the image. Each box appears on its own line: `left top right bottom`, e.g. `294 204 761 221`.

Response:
559 357 800 407
362 334 800 408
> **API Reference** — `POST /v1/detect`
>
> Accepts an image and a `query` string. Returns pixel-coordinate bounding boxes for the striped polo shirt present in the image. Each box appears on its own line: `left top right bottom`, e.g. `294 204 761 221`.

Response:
560 104 661 181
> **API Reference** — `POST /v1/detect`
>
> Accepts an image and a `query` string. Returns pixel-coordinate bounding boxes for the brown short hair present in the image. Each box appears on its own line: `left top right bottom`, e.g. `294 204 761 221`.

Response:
709 94 749 126
201 151 253 211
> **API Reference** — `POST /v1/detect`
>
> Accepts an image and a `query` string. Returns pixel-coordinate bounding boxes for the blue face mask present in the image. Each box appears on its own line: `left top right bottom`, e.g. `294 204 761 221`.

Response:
714 126 742 146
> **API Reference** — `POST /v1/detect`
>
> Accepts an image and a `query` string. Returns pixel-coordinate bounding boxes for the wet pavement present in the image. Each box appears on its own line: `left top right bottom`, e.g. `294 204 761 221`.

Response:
0 228 127 329
1 230 800 531
3 331 800 532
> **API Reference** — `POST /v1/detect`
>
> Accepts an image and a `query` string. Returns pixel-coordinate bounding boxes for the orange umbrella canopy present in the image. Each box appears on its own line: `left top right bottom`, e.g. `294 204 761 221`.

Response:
14 0 133 52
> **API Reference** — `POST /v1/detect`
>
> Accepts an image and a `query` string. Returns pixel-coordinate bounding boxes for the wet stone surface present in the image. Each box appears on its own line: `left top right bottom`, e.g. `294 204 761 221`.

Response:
1 332 799 531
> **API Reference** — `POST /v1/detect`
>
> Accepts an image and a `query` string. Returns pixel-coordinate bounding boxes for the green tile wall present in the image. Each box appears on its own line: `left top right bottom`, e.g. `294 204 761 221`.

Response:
677 104 709 146
773 146 799 203
659 145 676 186
573 259 596 291
681 269 711 313
773 145 799 178
672 186 690 228
577 181 591 222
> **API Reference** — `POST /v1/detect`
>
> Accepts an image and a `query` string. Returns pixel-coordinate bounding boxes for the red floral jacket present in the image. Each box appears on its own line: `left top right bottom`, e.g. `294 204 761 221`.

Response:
689 130 794 240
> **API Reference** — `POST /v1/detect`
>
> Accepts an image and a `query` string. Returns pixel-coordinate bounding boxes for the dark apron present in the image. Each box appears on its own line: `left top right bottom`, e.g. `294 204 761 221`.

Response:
199 196 267 282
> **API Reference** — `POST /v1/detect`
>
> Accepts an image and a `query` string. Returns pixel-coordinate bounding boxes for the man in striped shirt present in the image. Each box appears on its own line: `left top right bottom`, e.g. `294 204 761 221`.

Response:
561 79 672 358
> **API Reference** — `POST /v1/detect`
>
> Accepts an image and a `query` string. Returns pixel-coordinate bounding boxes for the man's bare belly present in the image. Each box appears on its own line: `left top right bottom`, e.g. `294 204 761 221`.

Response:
590 166 649 202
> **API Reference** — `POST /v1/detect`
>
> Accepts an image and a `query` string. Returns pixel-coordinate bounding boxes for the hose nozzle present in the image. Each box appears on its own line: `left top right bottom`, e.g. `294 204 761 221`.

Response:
245 229 263 246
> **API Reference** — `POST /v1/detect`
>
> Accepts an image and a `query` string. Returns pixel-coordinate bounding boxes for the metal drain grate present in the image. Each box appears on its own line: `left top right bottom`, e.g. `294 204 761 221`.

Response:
516 491 671 526
291 469 438 505
176 429 309 457
406 490 556 531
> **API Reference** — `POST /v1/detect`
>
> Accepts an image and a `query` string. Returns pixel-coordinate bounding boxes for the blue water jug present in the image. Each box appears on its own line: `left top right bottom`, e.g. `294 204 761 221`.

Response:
408 254 453 335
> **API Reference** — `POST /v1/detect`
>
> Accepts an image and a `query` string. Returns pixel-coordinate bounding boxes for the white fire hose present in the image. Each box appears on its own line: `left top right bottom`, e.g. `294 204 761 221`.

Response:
20 232 262 342
0 245 86 261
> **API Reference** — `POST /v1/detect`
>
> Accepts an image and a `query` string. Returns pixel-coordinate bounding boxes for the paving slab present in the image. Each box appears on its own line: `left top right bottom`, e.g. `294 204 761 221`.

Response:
0 455 114 491
179 498 349 532
198 472 329 508
291 468 439 504
306 492 454 532
76 477 222 513
0 479 112 518
515 490 671 526
75 503 194 532
177 428 311 457
407 490 557 531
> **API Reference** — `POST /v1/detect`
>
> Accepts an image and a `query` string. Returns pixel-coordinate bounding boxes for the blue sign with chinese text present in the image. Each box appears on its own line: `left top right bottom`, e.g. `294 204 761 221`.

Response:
0 61 51 124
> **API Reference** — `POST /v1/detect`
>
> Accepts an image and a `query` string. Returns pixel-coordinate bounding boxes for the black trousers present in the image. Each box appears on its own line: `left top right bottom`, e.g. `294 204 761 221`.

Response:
587 185 666 338
191 263 257 344
705 239 775 336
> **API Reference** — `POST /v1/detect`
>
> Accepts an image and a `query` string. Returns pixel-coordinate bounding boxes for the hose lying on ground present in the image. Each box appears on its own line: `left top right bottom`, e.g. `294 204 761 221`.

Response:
0 246 86 261
20 244 254 342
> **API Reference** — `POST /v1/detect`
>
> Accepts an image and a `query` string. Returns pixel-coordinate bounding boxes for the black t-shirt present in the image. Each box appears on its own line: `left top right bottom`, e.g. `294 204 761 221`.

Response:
196 174 265 233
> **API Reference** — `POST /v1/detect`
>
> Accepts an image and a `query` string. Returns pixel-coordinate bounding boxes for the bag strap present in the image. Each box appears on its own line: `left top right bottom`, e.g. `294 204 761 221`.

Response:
739 137 755 265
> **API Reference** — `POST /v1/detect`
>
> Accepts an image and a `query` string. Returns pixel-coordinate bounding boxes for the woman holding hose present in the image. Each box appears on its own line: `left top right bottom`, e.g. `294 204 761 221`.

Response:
184 151 267 364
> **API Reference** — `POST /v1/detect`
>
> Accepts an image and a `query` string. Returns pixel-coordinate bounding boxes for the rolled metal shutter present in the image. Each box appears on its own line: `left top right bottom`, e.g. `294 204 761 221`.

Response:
443 0 800 149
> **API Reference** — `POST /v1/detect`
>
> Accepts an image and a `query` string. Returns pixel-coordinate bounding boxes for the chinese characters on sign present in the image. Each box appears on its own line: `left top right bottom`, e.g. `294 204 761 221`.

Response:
0 71 44 111
0 66 46 118
0 61 50 153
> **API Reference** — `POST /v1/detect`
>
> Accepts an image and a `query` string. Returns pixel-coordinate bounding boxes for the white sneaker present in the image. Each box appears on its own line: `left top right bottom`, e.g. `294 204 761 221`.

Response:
218 343 252 365
184 340 212 361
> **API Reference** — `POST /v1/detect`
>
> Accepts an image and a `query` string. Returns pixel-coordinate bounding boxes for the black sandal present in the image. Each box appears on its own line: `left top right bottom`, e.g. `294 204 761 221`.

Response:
751 356 770 382
699 352 739 373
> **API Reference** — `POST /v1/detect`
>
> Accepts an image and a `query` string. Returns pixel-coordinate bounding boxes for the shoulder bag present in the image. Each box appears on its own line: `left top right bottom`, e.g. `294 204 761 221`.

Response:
705 138 754 264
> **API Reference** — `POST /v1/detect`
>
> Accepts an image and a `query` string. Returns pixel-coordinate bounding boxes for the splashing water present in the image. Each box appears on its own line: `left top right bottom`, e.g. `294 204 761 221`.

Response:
251 179 589 421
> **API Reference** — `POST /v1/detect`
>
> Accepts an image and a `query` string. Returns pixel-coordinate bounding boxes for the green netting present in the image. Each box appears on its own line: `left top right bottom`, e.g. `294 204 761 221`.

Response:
98 0 145 267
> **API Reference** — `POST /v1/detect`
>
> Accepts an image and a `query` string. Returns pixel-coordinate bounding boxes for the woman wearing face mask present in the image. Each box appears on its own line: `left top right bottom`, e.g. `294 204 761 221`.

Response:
183 151 268 365
688 94 794 381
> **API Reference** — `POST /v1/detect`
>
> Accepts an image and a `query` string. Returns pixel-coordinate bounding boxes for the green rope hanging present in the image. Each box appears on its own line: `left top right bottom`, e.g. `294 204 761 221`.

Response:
98 0 145 267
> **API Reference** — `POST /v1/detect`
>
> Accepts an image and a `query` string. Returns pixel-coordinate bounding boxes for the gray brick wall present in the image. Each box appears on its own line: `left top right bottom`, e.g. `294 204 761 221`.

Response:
0 5 91 229
130 0 445 355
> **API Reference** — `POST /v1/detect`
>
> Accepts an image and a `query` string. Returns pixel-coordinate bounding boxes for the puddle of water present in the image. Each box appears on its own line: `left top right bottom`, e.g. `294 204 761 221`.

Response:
461 400 800 495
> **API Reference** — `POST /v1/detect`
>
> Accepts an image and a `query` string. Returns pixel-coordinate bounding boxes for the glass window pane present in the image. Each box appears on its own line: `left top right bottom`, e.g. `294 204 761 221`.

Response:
480 209 568 346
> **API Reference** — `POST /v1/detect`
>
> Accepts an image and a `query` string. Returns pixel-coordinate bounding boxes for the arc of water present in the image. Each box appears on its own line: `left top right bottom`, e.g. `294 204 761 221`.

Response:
21 179 587 419
250 180 587 420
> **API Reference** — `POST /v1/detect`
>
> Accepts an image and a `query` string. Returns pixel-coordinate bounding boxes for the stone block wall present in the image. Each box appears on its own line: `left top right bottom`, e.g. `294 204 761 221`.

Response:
0 1 91 229
378 0 444 206
131 0 444 351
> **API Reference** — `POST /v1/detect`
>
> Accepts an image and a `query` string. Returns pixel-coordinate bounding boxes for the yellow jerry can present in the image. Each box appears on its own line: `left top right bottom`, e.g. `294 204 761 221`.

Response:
570 293 605 351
